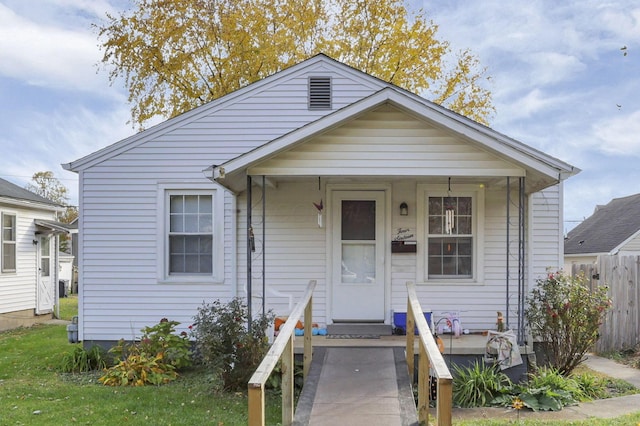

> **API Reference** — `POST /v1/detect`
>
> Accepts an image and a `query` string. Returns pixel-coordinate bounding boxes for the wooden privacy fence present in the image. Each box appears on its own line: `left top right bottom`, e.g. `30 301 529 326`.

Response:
248 280 316 426
406 282 453 426
571 255 640 352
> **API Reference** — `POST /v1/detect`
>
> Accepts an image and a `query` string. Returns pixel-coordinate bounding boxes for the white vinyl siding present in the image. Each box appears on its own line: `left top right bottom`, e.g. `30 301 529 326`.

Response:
235 181 328 321
75 63 380 341
70 56 572 339
251 104 524 177
0 206 58 315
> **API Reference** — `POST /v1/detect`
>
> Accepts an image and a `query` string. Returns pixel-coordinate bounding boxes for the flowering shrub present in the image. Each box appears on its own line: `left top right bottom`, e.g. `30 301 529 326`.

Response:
525 271 610 376
191 298 274 391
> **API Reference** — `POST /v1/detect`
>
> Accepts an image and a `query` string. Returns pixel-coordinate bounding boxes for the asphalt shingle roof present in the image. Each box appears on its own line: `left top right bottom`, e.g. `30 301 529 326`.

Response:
0 177 58 206
564 193 640 255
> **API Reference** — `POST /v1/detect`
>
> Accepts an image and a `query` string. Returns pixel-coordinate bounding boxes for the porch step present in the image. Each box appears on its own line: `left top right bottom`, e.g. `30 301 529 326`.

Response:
327 323 393 336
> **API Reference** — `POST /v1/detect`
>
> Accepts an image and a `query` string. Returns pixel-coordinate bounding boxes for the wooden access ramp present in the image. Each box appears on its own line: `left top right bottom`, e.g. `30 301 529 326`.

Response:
293 346 418 426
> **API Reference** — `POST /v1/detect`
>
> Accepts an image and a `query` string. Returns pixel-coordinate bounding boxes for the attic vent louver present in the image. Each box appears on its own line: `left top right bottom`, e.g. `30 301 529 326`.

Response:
308 77 331 110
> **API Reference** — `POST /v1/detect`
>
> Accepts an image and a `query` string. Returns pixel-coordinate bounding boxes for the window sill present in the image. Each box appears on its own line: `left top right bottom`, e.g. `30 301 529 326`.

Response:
417 279 484 286
158 277 224 285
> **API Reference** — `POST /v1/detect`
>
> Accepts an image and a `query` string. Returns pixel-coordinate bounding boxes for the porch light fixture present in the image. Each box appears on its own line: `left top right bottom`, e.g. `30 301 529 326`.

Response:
399 202 408 216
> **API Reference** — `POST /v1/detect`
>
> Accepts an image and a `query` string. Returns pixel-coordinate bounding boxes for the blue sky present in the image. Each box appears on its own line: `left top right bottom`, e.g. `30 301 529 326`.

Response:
1 0 638 232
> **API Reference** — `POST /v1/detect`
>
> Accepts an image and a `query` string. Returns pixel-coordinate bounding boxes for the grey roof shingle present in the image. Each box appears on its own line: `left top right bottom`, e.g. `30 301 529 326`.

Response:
0 177 58 206
564 193 640 255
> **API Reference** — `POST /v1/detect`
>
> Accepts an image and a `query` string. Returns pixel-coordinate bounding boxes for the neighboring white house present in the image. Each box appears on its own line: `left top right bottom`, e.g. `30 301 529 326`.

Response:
564 193 640 272
63 55 579 346
0 178 72 331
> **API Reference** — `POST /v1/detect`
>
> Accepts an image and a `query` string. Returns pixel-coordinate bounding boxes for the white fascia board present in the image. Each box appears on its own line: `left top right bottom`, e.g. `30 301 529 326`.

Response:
214 87 575 182
611 228 640 255
399 90 580 178
0 196 62 213
391 95 576 180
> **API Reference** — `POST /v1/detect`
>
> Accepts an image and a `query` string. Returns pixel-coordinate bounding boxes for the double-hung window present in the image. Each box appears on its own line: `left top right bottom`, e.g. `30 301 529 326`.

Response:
417 185 484 283
2 213 16 273
169 194 213 275
159 185 223 283
427 196 473 278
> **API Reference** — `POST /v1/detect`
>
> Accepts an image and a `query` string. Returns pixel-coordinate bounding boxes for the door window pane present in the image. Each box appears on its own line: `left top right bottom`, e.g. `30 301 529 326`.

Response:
342 200 375 240
341 244 375 284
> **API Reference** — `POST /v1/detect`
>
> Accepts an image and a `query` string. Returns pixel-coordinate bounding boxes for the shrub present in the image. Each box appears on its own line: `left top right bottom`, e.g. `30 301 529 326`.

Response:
191 298 274 391
452 360 512 407
59 345 107 373
525 271 610 376
99 318 191 386
99 352 178 386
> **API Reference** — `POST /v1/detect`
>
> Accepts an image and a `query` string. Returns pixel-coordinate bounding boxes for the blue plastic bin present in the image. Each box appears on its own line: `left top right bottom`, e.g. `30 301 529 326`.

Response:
393 311 432 335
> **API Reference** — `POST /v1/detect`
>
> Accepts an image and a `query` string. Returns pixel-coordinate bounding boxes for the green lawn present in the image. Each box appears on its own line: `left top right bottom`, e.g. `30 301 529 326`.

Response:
0 324 281 425
56 294 78 321
5 296 638 425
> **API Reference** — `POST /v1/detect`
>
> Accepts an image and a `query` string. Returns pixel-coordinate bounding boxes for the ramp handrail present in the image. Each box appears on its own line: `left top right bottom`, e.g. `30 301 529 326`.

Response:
406 281 453 426
248 280 316 426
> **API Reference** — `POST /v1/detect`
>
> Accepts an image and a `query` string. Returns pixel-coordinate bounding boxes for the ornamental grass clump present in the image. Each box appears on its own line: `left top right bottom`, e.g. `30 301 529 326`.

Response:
525 271 610 376
452 360 512 408
191 298 274 391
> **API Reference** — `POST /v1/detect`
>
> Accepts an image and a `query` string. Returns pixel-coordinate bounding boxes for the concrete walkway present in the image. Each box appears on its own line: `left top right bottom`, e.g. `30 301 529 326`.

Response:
293 347 418 425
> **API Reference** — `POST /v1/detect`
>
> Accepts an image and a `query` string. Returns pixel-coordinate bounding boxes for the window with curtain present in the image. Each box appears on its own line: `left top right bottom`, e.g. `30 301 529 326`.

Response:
427 196 473 279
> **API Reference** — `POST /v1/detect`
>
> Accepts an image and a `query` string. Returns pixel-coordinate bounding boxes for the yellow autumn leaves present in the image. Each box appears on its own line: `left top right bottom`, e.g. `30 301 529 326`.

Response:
97 0 494 128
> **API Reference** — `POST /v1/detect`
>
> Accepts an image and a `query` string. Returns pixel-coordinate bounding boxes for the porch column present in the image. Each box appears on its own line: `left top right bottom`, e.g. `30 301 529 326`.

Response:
247 175 253 332
505 176 526 346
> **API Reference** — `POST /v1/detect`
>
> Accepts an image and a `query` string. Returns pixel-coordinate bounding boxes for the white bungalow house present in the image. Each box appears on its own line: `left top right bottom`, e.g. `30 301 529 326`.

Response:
0 178 72 331
63 55 578 346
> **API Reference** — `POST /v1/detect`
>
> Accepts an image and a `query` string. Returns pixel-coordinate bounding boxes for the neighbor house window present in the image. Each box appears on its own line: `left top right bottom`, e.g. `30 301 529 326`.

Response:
2 213 16 273
427 196 473 278
168 194 213 275
417 185 484 283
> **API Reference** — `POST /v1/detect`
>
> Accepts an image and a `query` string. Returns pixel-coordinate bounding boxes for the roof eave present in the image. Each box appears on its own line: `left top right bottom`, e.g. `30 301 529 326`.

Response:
209 87 577 191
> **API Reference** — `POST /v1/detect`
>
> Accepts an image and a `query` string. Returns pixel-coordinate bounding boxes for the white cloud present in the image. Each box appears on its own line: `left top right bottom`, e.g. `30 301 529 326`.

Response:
0 2 113 94
592 109 640 156
1 101 133 206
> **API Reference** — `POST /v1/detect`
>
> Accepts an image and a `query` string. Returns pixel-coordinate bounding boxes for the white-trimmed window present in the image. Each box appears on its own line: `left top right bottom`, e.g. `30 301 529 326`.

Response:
417 185 484 283
158 185 224 283
2 213 16 273
169 194 213 274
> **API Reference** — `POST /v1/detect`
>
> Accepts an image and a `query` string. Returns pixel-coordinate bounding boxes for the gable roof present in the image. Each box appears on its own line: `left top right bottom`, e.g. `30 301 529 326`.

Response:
207 85 579 193
62 54 383 172
0 178 60 210
564 193 640 255
62 54 579 192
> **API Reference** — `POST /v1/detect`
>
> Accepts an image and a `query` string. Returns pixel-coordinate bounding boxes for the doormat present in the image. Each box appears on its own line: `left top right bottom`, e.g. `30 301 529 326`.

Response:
326 334 380 339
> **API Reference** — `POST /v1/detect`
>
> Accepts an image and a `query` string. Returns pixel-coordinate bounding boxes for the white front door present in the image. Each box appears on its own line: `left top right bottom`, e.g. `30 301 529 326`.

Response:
36 235 54 314
331 191 385 322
